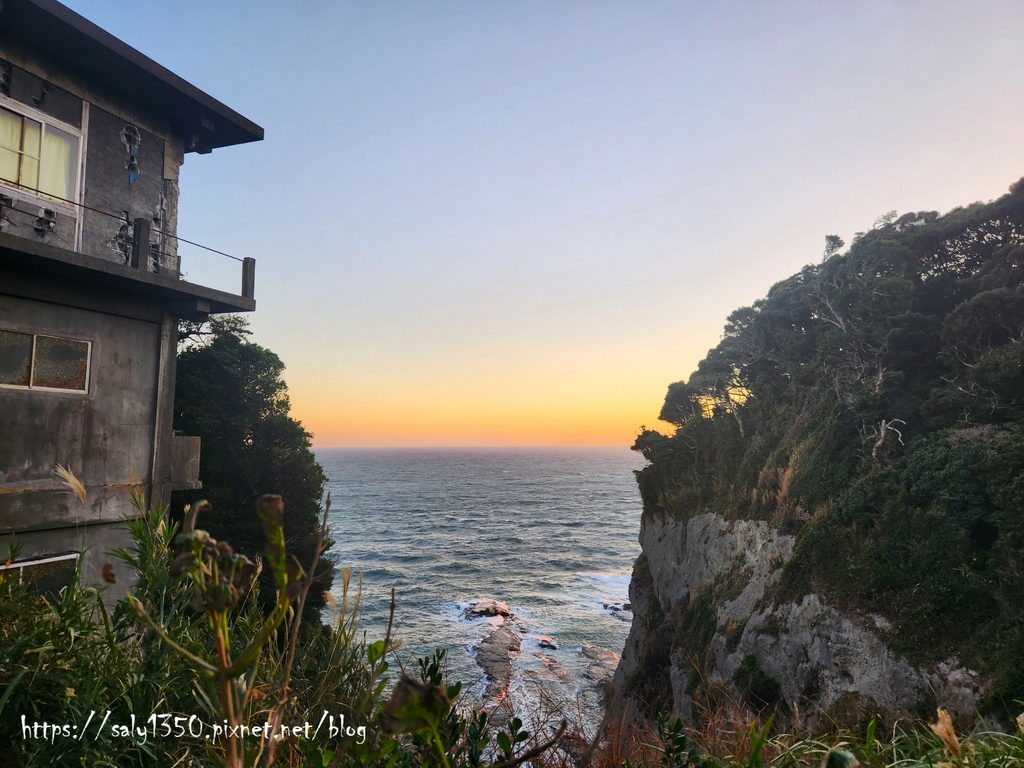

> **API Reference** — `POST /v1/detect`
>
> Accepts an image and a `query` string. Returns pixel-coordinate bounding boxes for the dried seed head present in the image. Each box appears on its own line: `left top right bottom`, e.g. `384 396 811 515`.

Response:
929 708 961 763
55 464 87 506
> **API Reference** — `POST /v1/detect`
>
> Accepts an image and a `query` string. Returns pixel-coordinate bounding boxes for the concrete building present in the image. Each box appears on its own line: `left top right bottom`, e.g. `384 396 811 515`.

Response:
0 0 262 599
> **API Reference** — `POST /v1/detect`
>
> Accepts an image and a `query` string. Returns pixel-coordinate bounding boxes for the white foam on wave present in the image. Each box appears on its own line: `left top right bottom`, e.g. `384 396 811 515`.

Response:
576 571 631 597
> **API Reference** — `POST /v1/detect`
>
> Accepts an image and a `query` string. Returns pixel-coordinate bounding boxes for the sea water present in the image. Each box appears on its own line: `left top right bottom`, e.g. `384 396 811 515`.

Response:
318 447 645 716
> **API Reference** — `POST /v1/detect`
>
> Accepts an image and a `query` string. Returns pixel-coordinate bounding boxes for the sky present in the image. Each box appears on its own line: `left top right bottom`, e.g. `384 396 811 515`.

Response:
66 0 1024 446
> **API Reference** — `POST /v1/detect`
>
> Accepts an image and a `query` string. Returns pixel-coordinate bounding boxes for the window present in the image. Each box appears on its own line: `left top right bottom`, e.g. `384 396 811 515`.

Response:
0 553 79 597
0 329 91 392
0 100 79 203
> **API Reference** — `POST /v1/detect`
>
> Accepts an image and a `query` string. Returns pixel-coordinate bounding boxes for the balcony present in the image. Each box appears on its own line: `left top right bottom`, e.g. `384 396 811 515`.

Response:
0 213 254 318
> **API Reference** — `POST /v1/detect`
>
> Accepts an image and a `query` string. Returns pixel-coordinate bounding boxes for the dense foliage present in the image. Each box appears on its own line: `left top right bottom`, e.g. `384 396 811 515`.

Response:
635 179 1024 716
173 317 332 613
3 503 1022 766
0 497 571 767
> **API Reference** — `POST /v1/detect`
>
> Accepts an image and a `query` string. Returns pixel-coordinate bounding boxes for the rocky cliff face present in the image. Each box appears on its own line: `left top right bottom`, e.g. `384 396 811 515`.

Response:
611 181 1024 729
611 510 984 728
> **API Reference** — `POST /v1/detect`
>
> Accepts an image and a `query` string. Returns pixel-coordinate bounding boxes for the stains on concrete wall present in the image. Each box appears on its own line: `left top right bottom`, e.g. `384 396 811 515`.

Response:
0 293 160 533
121 123 141 184
0 58 82 128
0 58 183 274
160 140 183 267
0 194 76 249
81 106 171 270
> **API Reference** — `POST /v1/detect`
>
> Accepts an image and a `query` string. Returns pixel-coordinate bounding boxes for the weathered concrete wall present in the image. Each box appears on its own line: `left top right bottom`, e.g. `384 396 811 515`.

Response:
0 51 184 272
0 292 159 533
80 105 170 271
0 57 83 127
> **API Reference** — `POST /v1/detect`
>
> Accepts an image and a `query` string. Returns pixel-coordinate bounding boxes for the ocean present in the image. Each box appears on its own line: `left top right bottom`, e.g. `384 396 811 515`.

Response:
317 446 645 717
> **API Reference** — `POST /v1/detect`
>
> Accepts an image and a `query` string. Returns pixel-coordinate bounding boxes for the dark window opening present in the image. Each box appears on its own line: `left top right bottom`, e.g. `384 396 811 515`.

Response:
0 329 90 392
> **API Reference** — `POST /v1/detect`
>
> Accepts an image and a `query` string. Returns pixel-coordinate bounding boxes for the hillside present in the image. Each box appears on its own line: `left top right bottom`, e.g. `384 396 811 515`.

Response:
613 179 1024 730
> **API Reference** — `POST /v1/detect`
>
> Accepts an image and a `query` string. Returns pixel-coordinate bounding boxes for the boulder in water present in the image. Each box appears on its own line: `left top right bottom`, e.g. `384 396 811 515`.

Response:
465 598 513 619
533 651 569 682
581 644 619 687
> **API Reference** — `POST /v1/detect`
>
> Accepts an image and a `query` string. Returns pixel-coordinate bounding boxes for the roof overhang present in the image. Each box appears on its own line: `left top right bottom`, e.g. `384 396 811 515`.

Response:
0 0 263 153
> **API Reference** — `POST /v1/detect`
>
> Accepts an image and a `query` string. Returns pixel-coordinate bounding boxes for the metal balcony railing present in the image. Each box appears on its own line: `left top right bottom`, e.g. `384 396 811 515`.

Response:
0 176 254 300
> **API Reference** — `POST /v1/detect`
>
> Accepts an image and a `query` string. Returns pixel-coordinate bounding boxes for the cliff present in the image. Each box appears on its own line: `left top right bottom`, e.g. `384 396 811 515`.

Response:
613 180 1024 730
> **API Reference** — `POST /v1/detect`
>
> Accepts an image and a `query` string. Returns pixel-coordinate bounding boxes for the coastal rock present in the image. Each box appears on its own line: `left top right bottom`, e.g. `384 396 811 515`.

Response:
535 635 558 650
602 599 634 623
465 599 513 619
474 618 522 700
533 651 570 682
581 643 619 688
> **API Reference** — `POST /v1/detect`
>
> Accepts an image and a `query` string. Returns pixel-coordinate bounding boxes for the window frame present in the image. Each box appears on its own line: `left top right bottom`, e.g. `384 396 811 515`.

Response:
0 328 92 394
0 94 83 214
0 552 80 596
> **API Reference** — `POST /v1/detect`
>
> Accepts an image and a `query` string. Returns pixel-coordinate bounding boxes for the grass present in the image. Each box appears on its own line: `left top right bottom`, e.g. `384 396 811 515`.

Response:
2 478 1022 766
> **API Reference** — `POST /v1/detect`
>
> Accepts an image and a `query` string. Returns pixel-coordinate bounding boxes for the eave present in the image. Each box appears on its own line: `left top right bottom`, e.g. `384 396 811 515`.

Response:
0 0 263 152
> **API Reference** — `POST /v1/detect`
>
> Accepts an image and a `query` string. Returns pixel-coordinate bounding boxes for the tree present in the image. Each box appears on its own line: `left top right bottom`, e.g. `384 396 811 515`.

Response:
172 316 331 615
823 234 844 259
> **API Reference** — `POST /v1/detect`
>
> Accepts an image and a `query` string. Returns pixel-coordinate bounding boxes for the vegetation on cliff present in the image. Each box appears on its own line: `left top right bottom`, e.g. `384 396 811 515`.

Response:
173 317 332 615
3 509 1022 768
634 179 1024 718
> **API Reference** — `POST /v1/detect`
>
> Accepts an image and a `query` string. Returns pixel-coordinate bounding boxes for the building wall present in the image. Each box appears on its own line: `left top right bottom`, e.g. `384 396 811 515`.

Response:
0 22 250 602
0 43 184 273
0 293 161 531
0 288 169 601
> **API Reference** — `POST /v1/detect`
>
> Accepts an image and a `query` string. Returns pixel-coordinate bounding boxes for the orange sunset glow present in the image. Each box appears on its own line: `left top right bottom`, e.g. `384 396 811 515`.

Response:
73 1 1024 447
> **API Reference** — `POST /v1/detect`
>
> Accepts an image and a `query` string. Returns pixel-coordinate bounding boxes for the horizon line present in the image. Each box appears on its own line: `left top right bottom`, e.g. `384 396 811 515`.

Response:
312 444 637 450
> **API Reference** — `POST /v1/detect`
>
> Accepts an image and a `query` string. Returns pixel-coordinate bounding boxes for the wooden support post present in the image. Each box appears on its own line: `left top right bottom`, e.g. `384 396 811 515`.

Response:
130 217 150 269
242 257 256 299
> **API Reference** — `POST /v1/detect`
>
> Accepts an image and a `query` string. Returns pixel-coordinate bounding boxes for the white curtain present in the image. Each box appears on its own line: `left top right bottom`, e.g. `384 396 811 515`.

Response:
0 106 74 199
0 107 23 187
40 125 76 200
0 107 41 190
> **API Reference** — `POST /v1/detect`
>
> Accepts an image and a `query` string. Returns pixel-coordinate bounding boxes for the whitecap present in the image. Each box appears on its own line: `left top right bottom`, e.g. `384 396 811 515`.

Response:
576 571 631 597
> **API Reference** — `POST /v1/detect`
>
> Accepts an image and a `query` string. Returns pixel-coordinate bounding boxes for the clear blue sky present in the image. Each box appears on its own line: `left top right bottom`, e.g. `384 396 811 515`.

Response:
67 0 1024 445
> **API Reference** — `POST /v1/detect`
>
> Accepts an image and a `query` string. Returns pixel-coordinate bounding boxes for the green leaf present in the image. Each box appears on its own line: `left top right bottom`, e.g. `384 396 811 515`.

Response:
0 667 28 718
256 495 288 592
496 731 512 757
367 639 386 665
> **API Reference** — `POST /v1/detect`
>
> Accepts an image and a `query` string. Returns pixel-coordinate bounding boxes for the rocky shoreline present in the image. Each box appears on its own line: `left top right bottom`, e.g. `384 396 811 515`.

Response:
464 598 621 718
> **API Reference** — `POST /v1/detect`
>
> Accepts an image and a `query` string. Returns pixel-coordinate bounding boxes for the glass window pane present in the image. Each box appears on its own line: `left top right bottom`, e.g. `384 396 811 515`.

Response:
0 148 19 190
0 107 22 152
21 119 41 189
21 557 78 598
21 118 40 158
32 335 89 391
0 109 22 187
21 156 39 189
40 126 77 199
0 147 19 189
0 330 33 386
